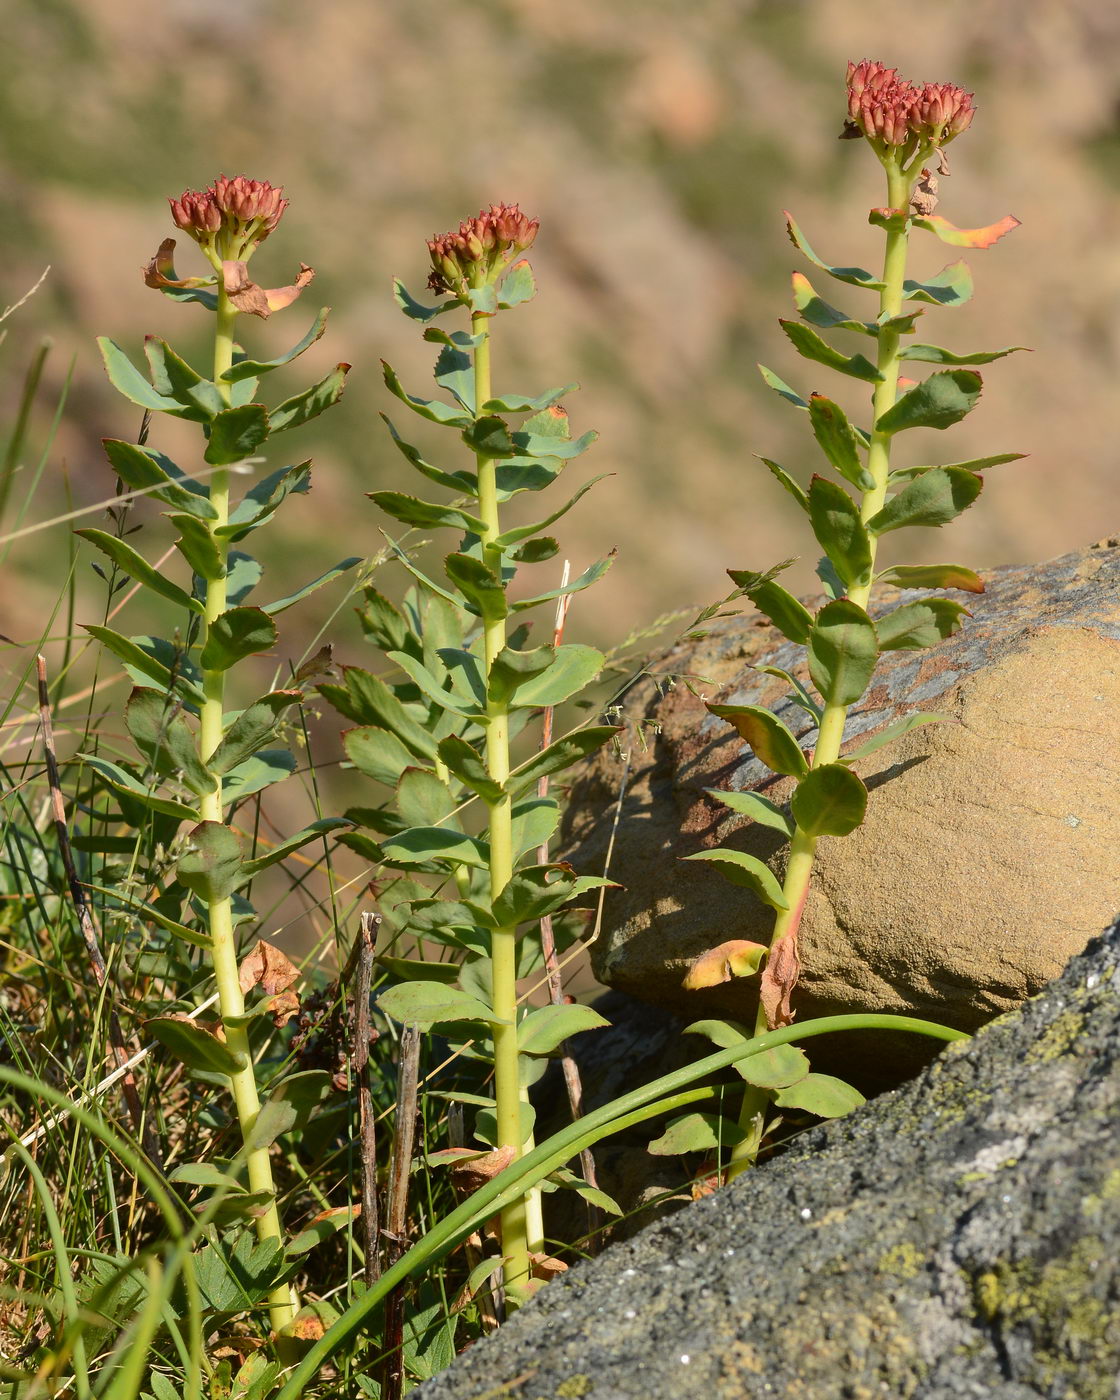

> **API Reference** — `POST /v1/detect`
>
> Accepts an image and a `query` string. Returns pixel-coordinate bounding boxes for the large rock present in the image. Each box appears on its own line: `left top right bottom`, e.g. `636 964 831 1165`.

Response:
562 541 1120 1076
420 917 1120 1399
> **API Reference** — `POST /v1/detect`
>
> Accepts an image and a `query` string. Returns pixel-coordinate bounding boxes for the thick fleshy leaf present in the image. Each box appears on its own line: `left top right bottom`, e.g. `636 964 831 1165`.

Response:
706 704 808 778
509 644 605 708
791 272 870 334
396 768 457 829
445 553 507 620
377 957 460 985
177 822 246 901
77 753 199 821
270 363 350 433
482 384 576 415
774 1072 865 1118
753 664 823 722
380 827 489 870
392 278 456 324
200 607 277 671
381 414 478 495
784 212 884 289
903 262 973 307
682 940 767 989
876 370 982 435
241 819 352 877
388 651 481 719
433 343 475 413
685 1021 811 1089
82 625 205 706
683 847 790 910
647 1112 746 1156
807 599 878 706
790 764 868 837
898 343 1027 366
876 563 984 594
779 321 882 382
145 1014 247 1075
342 726 417 785
377 981 498 1029
875 598 971 651
209 691 302 774
204 404 271 466
511 536 560 563
261 558 360 616
511 553 616 611
807 476 873 589
758 364 808 410
436 735 503 803
485 644 555 706
727 571 813 646
758 457 808 513
286 1206 361 1258
708 787 793 838
492 477 604 549
96 336 183 414
101 438 216 519
369 491 485 535
144 338 224 420
222 308 330 381
171 513 224 579
219 464 312 540
519 1003 609 1057
867 466 983 534
889 453 1024 482
505 725 619 797
76 529 203 615
807 395 874 491
125 687 213 796
840 712 950 764
911 213 1021 249
462 415 518 459
491 864 613 927
498 259 537 309
323 667 439 760
511 797 561 861
435 647 490 709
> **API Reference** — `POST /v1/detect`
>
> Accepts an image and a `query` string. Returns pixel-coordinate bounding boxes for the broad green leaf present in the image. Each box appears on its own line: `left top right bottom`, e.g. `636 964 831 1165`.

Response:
144 338 224 419
388 650 481 719
171 512 224 579
342 726 417 785
194 1234 286 1313
445 553 507 619
514 427 597 461
681 1031 809 1089
758 363 808 410
808 395 875 491
492 477 605 549
816 556 846 600
498 259 537 309
505 725 618 797
241 819 352 877
784 212 884 289
547 1167 623 1217
898 343 1027 366
791 271 872 334
779 320 882 382
518 1003 609 1057
510 553 616 611
682 847 790 910
176 822 246 901
840 712 950 764
392 278 455 324
76 528 202 614
509 644 605 708
437 735 504 803
430 329 472 412
758 457 808 513
485 644 555 705
807 476 873 589
209 691 302 774
261 558 361 616
706 704 809 779
224 550 263 605
125 687 214 796
84 883 210 948
510 797 561 860
875 598 970 651
220 463 312 539
397 768 457 829
482 384 576 415
807 599 878 706
790 763 868 836
381 413 478 494
145 1015 246 1075
647 1112 746 1156
169 1160 239 1190
876 563 984 594
77 753 199 821
204 404 271 465
101 438 217 519
727 571 813 646
358 587 412 652
434 647 489 709
462 415 518 459
867 466 983 534
377 981 498 1029
82 626 205 707
876 370 983 434
888 453 1024 482
491 865 613 926
260 1070 332 1140
380 827 489 870
270 363 350 433
369 491 485 536
377 956 461 985
200 607 277 671
221 749 296 804
910 212 1020 248
774 1073 865 1118
511 535 560 563
752 663 823 722
96 336 181 413
221 307 330 380
708 787 793 838
324 669 438 762
903 261 973 307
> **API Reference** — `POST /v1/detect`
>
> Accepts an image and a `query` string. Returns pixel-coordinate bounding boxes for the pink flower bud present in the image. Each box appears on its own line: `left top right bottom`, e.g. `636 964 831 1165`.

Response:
425 202 540 295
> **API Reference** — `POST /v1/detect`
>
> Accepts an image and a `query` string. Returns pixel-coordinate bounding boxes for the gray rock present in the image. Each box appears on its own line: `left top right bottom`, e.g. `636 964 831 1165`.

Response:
420 917 1120 1399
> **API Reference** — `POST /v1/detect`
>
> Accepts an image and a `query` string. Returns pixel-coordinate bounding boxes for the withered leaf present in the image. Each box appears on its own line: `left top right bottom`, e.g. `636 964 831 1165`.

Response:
239 938 300 996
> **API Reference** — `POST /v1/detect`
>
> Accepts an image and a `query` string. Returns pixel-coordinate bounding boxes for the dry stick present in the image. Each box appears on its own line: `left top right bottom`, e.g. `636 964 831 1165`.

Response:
534 565 601 1245
352 911 382 1286
35 653 163 1170
381 1023 421 1400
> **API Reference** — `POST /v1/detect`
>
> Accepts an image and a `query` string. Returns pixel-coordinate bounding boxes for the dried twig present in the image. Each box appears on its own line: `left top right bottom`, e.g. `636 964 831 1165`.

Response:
381 1023 421 1400
352 911 381 1286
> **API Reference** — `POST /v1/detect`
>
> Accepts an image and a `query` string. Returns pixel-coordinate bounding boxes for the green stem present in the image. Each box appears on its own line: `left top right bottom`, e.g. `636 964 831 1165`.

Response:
471 304 537 1304
730 154 915 1178
198 284 297 1335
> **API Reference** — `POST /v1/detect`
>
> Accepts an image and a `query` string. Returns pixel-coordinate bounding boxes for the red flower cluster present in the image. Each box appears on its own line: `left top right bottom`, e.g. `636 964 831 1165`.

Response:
845 60 974 149
170 175 288 249
427 203 539 294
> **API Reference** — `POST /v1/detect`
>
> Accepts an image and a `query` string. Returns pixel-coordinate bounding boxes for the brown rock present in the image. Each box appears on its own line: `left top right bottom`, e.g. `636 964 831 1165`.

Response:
562 541 1120 1084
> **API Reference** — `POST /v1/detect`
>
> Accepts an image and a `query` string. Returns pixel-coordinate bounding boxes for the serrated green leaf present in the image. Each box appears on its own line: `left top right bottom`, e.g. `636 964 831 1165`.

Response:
77 528 203 614
377 956 461 985
144 337 224 419
903 261 973 307
807 598 878 706
780 320 882 382
840 712 950 764
808 395 875 491
432 342 475 413
102 438 217 518
791 763 868 837
898 342 1026 366
221 307 330 380
221 749 296 804
381 413 478 494
377 981 498 1029
708 787 793 837
790 272 872 334
752 664 823 722
388 650 481 718
514 426 597 461
910 212 1021 248
807 476 873 589
647 1112 746 1156
482 383 575 415
176 822 246 901
509 644 605 708
84 883 210 947
397 768 457 829
342 725 417 785
505 725 618 797
204 404 271 465
286 1207 360 1258
706 704 809 779
758 457 809 513
758 363 808 410
77 753 199 821
259 1070 332 1141
518 1003 609 1057
727 571 813 646
83 627 206 706
380 827 489 870
462 415 518 459
241 819 351 877
369 490 486 535
683 846 789 910
875 598 970 650
327 667 439 759
510 553 615 611
437 735 503 803
445 552 507 619
270 363 350 433
170 512 224 578
393 278 456 324
145 1014 246 1075
219 463 312 540
867 466 983 534
193 1233 285 1313
125 687 214 796
261 557 360 616
209 690 302 774
96 336 181 413
681 1028 808 1089
774 1072 865 1118
510 536 560 563
784 212 884 289
510 797 561 861
492 476 604 548
497 259 537 309
877 369 983 434
435 646 489 709
876 563 984 594
491 864 612 927
888 453 1024 482
200 607 277 671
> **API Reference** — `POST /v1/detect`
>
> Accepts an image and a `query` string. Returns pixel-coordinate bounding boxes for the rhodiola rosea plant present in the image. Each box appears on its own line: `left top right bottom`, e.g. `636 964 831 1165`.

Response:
78 176 358 1334
687 61 1024 1172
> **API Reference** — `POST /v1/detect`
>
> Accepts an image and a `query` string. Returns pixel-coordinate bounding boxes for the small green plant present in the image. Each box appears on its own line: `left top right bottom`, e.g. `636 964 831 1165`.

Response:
77 175 358 1332
320 204 619 1307
686 61 1023 1172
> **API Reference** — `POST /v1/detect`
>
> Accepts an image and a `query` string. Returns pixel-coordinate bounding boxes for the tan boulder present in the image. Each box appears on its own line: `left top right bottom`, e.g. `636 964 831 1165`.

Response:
562 540 1120 1082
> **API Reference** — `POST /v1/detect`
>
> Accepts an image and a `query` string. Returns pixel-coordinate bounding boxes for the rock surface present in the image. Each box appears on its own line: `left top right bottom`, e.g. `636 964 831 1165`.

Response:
562 541 1120 1079
420 917 1120 1399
